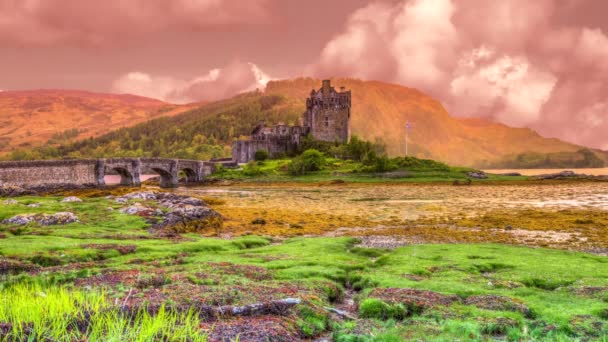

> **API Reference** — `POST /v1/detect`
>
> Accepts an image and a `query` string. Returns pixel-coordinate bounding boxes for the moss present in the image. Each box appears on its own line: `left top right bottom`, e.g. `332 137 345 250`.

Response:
359 298 408 320
521 278 576 291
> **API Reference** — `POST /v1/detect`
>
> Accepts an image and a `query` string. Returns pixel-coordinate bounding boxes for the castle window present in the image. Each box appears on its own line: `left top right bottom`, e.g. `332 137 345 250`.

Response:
325 116 329 127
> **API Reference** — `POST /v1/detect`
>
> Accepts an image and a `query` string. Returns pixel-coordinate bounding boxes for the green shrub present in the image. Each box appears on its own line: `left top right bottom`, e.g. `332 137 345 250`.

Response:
359 298 408 320
297 306 329 338
521 278 575 290
254 149 269 161
393 156 450 171
242 161 264 176
288 149 326 175
231 236 271 249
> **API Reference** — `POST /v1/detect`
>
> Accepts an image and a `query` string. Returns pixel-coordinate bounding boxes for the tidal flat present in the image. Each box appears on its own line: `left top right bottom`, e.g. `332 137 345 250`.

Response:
0 182 607 341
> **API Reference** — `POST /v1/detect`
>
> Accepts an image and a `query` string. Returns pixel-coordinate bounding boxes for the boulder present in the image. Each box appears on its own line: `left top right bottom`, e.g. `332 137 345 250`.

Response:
27 203 41 208
466 171 488 179
118 191 158 201
2 212 79 226
61 196 83 203
2 199 18 205
162 206 221 227
120 203 156 215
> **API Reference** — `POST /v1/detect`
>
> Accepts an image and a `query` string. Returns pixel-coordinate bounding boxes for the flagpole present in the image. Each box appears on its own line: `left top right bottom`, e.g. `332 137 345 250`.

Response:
405 124 408 156
405 122 409 156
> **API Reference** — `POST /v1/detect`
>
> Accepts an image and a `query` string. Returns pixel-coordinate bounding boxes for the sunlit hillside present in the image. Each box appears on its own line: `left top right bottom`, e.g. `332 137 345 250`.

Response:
0 90 196 154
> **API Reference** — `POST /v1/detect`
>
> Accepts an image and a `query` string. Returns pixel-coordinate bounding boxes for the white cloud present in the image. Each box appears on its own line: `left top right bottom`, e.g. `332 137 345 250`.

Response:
112 62 272 103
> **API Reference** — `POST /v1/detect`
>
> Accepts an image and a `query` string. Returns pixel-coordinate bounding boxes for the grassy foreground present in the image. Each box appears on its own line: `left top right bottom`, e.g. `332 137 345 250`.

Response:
0 195 607 341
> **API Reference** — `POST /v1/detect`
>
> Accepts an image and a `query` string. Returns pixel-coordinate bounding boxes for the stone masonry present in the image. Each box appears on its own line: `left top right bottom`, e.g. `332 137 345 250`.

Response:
0 158 216 188
232 80 351 163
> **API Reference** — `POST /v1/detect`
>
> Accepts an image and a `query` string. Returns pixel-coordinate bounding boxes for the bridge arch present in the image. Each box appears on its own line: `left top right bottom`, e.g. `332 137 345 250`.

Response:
111 167 136 186
179 167 198 183
150 167 177 188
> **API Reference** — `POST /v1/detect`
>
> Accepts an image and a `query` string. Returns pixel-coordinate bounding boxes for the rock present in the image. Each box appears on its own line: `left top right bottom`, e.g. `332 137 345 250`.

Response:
40 212 80 225
118 191 158 201
0 182 35 197
464 295 531 316
120 203 155 215
2 214 34 225
2 212 79 226
114 191 222 232
534 170 589 180
61 196 82 203
3 199 18 205
27 203 41 208
114 198 128 204
251 218 267 225
499 172 522 176
466 171 488 179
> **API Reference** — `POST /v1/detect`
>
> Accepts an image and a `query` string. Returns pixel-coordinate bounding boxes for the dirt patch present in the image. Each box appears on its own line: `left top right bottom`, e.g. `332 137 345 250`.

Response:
81 244 137 255
206 262 274 281
464 295 531 316
368 288 459 309
0 258 39 275
200 315 301 342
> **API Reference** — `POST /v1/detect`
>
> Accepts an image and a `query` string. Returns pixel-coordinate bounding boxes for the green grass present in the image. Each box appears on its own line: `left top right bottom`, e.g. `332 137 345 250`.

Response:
1 196 607 340
210 158 529 183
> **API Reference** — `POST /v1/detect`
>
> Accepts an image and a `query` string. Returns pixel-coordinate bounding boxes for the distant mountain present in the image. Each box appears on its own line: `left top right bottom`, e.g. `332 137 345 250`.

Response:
3 80 605 167
264 79 604 167
0 90 196 154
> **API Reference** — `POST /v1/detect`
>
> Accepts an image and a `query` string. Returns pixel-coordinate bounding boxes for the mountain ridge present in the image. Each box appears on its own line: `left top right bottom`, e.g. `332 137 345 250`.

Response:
1 78 605 168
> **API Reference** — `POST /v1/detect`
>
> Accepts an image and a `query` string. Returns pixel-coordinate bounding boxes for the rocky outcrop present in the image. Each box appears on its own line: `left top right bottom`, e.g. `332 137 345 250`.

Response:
2 212 79 226
114 191 222 232
533 170 608 180
466 171 488 179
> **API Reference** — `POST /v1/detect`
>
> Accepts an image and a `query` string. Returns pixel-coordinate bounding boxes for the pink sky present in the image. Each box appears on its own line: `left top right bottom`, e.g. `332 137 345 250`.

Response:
1 0 607 150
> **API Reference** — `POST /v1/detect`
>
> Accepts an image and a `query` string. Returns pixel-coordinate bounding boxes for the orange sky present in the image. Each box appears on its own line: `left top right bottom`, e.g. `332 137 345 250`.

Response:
0 0 607 150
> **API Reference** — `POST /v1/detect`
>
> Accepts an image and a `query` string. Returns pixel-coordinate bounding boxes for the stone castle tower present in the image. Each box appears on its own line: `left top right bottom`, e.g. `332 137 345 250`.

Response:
302 80 351 143
232 80 351 163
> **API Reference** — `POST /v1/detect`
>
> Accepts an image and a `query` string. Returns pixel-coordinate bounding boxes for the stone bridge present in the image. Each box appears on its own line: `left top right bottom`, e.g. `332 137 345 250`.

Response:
0 158 216 188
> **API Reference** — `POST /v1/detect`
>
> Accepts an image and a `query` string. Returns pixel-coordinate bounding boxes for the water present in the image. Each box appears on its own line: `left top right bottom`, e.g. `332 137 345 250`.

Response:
484 168 608 176
104 174 158 185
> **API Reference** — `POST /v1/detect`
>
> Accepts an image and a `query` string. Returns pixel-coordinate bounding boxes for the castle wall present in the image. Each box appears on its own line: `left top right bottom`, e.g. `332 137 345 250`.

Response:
310 106 350 143
232 139 298 164
0 159 101 186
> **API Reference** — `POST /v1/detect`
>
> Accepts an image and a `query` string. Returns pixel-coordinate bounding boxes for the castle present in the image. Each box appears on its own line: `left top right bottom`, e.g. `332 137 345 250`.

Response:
232 80 351 163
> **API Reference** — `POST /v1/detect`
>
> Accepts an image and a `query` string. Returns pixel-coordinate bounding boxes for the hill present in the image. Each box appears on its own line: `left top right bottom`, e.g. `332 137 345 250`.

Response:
5 79 606 167
0 90 196 154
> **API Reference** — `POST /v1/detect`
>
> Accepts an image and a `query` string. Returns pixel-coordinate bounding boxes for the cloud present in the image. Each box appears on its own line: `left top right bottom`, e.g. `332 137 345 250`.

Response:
112 62 272 103
313 0 608 149
0 0 272 46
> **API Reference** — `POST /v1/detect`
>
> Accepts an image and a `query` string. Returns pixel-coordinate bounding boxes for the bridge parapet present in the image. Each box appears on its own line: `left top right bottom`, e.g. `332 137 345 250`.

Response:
0 158 213 188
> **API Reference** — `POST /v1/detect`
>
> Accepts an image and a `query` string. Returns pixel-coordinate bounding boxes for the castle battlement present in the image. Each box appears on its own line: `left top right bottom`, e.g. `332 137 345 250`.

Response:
232 80 351 163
